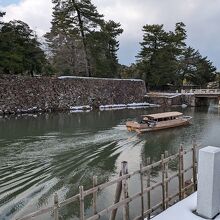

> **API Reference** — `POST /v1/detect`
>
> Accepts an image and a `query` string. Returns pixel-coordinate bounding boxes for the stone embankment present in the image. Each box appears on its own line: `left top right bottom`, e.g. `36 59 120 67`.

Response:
144 92 195 107
0 75 147 115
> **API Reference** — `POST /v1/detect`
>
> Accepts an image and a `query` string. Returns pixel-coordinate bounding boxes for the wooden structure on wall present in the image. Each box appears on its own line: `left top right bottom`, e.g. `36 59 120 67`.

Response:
17 142 198 220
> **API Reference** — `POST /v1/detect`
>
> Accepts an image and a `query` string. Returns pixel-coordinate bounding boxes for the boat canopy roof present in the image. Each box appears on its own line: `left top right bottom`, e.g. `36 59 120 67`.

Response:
142 112 183 120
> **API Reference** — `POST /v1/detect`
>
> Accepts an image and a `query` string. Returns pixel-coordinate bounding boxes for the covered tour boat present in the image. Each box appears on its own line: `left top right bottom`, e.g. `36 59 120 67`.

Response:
126 112 192 133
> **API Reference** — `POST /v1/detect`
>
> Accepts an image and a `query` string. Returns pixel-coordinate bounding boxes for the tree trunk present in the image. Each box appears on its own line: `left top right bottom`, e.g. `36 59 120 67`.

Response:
74 3 91 77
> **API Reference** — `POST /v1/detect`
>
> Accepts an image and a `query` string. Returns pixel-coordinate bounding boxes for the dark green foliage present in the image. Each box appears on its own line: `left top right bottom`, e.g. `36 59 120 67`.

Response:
0 11 5 29
45 0 104 76
177 47 216 86
119 63 143 79
46 0 123 77
0 18 48 76
136 22 217 88
0 11 5 18
189 56 216 86
88 20 123 77
136 24 178 88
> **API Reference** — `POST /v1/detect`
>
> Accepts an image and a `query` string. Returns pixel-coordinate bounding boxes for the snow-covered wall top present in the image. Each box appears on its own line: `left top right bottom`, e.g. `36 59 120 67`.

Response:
58 75 143 82
0 75 146 114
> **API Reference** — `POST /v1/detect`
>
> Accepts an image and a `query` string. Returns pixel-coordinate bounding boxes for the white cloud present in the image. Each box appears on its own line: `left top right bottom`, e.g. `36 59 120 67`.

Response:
1 0 53 36
1 0 220 69
94 0 220 68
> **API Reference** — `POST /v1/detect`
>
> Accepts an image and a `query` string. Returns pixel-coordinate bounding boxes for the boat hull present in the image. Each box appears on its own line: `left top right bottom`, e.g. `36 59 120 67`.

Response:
126 118 192 133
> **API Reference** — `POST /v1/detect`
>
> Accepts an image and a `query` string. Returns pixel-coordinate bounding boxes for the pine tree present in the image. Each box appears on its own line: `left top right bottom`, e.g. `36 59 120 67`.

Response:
103 20 123 75
178 47 198 85
46 0 123 77
87 20 123 77
137 24 176 88
0 20 47 75
0 11 5 18
173 22 187 55
0 11 5 26
177 47 216 86
189 54 216 86
135 22 217 89
46 0 104 76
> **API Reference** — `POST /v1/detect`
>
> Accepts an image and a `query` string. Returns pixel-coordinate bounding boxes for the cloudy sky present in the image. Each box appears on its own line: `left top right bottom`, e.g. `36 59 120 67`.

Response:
0 0 220 69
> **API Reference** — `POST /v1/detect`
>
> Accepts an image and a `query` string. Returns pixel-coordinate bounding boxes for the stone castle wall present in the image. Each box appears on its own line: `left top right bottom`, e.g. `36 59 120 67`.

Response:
0 75 147 114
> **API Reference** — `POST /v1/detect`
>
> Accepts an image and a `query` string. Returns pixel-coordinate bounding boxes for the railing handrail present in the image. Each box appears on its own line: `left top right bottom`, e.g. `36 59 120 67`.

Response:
181 88 220 94
17 145 198 220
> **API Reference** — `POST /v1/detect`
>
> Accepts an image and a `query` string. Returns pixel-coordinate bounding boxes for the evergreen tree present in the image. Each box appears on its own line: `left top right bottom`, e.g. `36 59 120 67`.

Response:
103 20 123 76
0 20 47 75
189 55 216 86
173 22 187 56
46 0 123 77
0 11 5 18
177 47 216 86
136 22 216 89
119 63 142 79
87 20 123 77
178 47 198 85
137 24 176 88
0 11 5 26
46 0 104 76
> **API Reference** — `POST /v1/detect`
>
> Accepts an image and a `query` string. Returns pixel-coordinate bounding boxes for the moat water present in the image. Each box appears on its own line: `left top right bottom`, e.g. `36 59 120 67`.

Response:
1 106 220 219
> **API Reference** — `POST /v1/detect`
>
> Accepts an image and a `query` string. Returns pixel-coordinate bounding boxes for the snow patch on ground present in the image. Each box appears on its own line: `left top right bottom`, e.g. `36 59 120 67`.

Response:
151 193 198 220
150 192 220 220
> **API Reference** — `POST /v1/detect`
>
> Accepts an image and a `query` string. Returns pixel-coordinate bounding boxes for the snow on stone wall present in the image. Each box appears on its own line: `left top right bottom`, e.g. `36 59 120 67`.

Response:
0 75 146 114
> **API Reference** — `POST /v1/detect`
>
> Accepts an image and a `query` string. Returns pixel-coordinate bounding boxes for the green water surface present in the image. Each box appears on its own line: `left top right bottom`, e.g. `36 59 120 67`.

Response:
0 106 220 219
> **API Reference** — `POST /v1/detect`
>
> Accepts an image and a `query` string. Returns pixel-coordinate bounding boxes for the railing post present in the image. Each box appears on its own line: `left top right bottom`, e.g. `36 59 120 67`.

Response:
146 157 151 220
161 154 165 210
109 161 127 220
192 139 197 192
79 186 85 220
93 176 98 215
121 161 129 220
164 151 169 209
197 146 220 218
14 147 200 220
140 163 144 220
178 145 184 201
54 193 59 220
180 145 184 199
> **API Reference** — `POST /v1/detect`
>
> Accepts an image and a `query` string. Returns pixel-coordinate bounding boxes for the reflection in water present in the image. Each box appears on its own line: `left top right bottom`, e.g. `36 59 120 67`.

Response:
0 107 220 219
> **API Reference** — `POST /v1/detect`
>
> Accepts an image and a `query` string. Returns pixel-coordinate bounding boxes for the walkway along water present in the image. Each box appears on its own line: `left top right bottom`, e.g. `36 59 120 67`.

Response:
17 141 198 220
153 146 220 220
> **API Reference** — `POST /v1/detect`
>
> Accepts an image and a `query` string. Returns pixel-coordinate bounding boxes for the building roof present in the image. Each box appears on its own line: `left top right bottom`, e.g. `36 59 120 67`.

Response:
142 112 183 120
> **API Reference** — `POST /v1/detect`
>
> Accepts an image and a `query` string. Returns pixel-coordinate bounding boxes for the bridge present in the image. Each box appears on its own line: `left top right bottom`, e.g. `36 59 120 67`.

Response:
181 89 220 105
145 89 220 107
182 89 220 97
